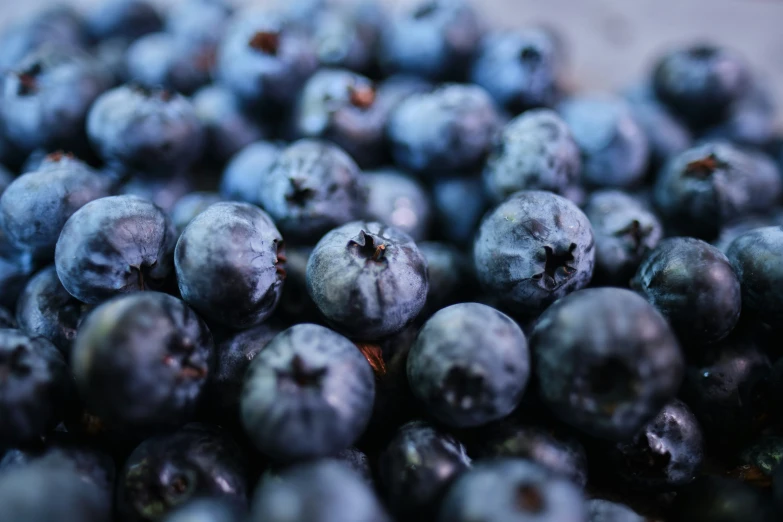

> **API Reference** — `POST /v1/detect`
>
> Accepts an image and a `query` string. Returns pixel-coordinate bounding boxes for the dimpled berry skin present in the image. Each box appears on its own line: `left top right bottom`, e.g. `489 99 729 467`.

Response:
607 399 703 490
306 221 428 340
55 195 177 305
727 226 783 326
175 202 285 330
407 303 530 428
483 108 581 201
87 85 204 176
654 142 782 240
584 190 663 286
473 191 595 318
0 329 74 447
559 95 649 189
0 155 111 254
387 84 501 176
379 0 482 82
471 27 564 114
251 461 392 522
72 292 214 430
258 139 367 242
16 266 91 358
631 237 741 345
240 324 375 462
378 421 471 522
437 459 586 522
532 288 684 441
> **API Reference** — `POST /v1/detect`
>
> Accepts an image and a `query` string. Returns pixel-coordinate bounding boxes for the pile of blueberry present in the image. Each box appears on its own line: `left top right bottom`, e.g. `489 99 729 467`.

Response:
2 0 783 520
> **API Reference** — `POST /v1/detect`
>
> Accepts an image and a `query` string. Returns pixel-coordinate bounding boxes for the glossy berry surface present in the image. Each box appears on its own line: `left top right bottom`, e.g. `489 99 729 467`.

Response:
0 328 73 446
631 237 741 345
240 324 375 461
306 221 428 340
258 139 366 242
72 292 214 430
483 108 581 201
117 424 248 522
175 202 285 329
407 303 530 427
727 226 783 326
473 190 595 318
219 140 281 205
55 195 177 304
378 421 471 521
532 288 684 441
437 459 586 522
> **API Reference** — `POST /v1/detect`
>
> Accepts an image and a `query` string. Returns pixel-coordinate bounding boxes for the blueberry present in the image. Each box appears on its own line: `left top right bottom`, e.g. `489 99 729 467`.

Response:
164 498 243 522
258 139 366 242
240 323 375 461
379 0 482 81
86 0 163 42
623 83 693 168
219 141 281 205
714 211 783 253
584 190 663 286
55 195 176 304
378 420 471 521
117 424 248 522
312 3 381 74
726 226 783 326
306 221 428 340
631 237 741 345
604 399 703 490
471 27 564 114
72 292 213 430
0 329 74 446
295 69 391 168
0 154 111 256
558 95 649 188
87 84 204 177
418 241 471 318
408 303 529 427
170 192 224 234
16 266 91 357
202 322 281 427
364 168 432 242
473 190 595 318
680 333 771 449
119 174 194 214
276 245 321 323
654 142 782 239
437 459 586 522
670 476 777 522
653 44 751 128
483 108 581 201
194 86 269 165
431 175 488 246
217 10 318 115
532 288 684 441
125 32 216 95
251 460 391 522
586 499 644 522
388 84 501 176
0 459 109 522
1 48 111 154
175 202 285 329
331 447 373 484
470 420 588 487
700 82 777 148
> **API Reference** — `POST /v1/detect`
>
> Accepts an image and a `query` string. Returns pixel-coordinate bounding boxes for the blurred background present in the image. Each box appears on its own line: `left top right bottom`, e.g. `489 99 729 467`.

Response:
1 0 782 111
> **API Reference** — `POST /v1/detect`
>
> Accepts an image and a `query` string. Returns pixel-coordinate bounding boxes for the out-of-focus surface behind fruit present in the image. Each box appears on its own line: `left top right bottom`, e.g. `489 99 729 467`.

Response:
1 0 782 115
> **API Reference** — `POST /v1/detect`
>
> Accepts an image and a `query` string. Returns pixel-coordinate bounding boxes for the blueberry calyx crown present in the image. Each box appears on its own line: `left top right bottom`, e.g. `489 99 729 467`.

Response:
532 243 577 289
688 45 717 61
348 84 376 109
249 31 280 55
45 150 75 163
356 342 387 378
442 366 485 410
516 484 545 513
519 46 542 64
614 219 651 256
683 153 727 180
15 62 43 96
275 240 287 279
163 337 207 380
278 355 328 389
349 230 387 262
130 83 173 101
285 178 315 207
